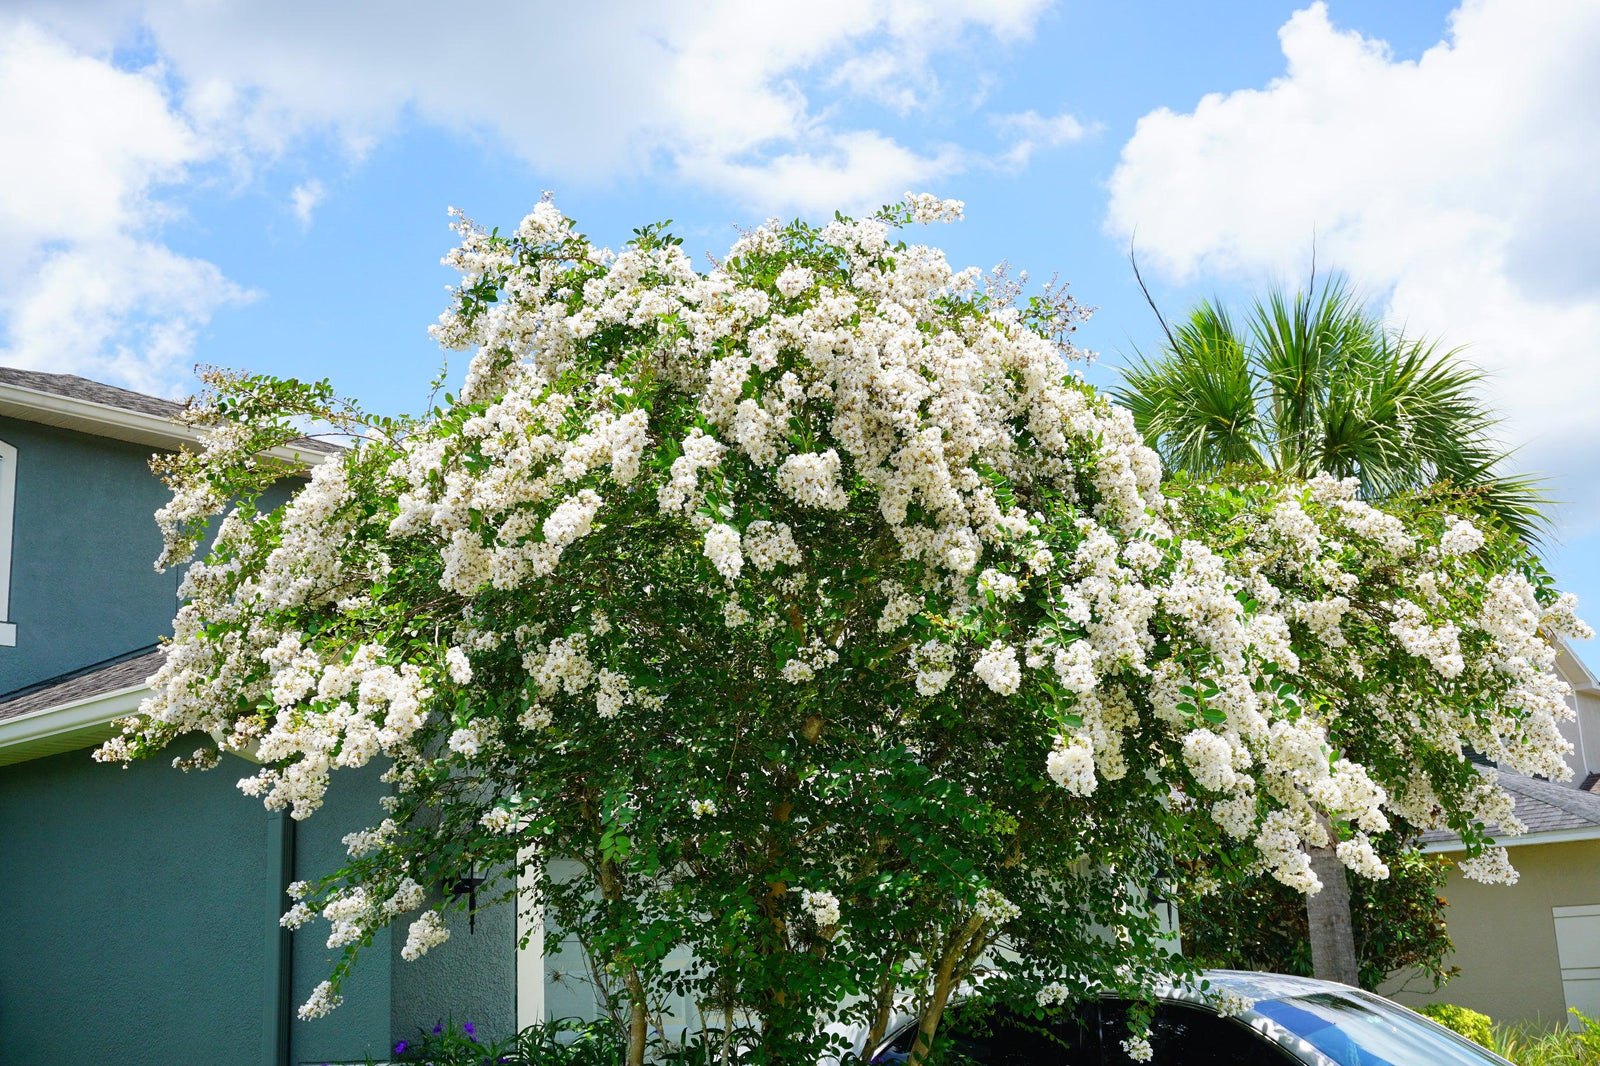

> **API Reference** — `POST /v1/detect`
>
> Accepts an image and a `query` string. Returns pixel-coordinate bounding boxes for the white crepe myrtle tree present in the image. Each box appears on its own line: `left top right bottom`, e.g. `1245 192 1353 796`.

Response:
99 195 1587 1066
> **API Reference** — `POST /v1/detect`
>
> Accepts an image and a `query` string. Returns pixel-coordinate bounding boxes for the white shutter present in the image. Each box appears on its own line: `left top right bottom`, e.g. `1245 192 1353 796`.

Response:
1552 904 1600 1028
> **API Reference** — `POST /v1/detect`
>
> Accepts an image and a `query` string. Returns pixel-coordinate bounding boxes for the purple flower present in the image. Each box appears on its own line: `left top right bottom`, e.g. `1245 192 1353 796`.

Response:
433 1023 444 1035
463 1020 477 1042
394 1041 409 1055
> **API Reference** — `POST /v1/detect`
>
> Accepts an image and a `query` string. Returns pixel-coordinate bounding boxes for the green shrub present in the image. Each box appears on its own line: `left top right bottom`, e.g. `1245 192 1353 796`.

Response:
1421 1003 1494 1048
1570 1009 1600 1061
1488 1014 1600 1066
386 1017 625 1066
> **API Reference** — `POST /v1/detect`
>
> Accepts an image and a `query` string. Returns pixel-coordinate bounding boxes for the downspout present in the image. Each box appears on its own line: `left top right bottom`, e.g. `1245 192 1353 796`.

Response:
264 809 295 1066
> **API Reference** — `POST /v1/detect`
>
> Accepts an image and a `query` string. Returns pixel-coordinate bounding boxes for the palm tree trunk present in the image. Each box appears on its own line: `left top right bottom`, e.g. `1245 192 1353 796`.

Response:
1306 816 1360 986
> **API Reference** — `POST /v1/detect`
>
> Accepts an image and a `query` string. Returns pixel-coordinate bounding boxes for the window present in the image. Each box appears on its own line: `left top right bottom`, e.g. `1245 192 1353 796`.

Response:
1100 1001 1297 1066
879 1002 1097 1066
0 439 14 646
1251 992 1507 1065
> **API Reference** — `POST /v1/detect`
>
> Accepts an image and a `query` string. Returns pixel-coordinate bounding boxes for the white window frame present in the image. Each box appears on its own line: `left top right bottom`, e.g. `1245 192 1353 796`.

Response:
0 440 15 646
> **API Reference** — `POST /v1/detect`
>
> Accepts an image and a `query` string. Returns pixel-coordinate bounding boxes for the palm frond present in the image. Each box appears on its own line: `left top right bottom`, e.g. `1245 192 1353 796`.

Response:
1112 301 1264 475
1113 272 1553 545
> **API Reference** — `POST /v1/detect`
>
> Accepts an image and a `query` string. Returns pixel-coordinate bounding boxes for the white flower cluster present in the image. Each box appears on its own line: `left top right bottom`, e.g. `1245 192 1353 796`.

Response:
1440 517 1485 556
903 192 965 224
480 806 518 833
445 646 473 684
781 641 838 684
401 910 451 961
1121 1035 1153 1062
298 979 342 1020
974 642 1022 695
800 888 842 929
974 887 1021 926
1336 833 1390 880
1458 847 1520 886
1209 990 1255 1018
1036 982 1072 1009
1047 735 1097 796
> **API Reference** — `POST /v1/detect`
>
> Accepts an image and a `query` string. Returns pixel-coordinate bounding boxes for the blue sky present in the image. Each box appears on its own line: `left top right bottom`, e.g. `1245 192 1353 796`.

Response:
3 0 1599 624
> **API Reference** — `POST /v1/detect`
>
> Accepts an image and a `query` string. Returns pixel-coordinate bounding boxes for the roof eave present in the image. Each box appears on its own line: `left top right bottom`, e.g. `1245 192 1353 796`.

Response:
0 380 333 467
1558 637 1600 695
1422 823 1600 853
0 682 147 766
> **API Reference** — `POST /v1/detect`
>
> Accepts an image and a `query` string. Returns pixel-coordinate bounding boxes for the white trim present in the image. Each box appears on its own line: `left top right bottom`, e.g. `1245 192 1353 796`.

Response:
0 681 147 751
1555 904 1600 919
1559 638 1600 695
0 439 14 646
0 380 332 467
516 853 546 1030
1423 824 1600 853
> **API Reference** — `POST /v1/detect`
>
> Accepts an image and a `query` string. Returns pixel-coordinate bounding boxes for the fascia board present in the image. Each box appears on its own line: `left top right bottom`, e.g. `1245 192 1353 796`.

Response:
0 382 333 467
0 683 148 765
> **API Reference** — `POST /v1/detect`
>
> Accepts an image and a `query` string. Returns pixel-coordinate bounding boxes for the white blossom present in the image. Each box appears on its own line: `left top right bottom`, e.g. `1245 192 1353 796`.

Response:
401 910 452 961
800 888 841 928
974 642 1021 695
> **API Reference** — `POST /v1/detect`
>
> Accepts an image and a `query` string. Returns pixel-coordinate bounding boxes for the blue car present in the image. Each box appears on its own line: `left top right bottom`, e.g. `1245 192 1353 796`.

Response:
871 971 1512 1066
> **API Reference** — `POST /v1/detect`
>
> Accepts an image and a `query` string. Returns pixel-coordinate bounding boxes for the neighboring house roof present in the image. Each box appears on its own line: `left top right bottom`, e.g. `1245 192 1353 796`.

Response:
0 647 163 766
1422 767 1600 851
0 366 340 461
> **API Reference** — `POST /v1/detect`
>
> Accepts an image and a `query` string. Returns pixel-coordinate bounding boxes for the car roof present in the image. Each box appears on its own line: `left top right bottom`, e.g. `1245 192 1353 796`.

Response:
1192 968 1354 1002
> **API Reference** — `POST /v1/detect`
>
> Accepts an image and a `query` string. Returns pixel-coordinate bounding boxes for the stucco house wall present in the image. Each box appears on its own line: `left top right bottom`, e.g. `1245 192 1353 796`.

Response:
0 417 181 694
0 371 516 1063
1387 839 1600 1027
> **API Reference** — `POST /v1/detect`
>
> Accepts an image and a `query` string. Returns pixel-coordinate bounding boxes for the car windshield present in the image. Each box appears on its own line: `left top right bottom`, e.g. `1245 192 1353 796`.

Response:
1250 992 1506 1066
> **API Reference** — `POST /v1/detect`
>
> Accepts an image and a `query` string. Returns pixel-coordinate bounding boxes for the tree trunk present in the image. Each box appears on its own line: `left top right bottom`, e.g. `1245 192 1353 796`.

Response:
862 954 902 1059
1306 817 1360 986
905 915 986 1066
598 858 650 1066
623 996 648 1066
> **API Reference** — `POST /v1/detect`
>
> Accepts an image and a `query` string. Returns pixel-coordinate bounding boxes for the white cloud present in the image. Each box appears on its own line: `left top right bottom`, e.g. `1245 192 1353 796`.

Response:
290 180 325 228
994 108 1092 167
0 0 1073 393
0 20 251 396
1106 0 1600 526
21 0 1053 213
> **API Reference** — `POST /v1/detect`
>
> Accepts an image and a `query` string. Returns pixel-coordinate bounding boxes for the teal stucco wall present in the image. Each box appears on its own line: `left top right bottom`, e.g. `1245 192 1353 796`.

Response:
0 743 267 1064
390 873 518 1049
0 742 407 1064
0 417 182 694
0 412 518 1061
290 761 395 1065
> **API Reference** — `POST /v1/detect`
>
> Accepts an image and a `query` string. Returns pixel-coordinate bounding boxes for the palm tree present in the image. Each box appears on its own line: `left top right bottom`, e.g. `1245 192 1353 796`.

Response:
1113 276 1550 986
1113 278 1547 542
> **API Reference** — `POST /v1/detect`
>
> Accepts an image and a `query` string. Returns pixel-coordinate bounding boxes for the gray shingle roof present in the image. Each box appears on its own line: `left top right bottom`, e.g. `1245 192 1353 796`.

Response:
0 647 164 723
0 366 185 419
1420 767 1600 845
0 365 341 454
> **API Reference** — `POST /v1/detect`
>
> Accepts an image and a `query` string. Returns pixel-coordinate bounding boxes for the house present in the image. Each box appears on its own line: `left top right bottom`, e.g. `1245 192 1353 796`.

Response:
0 368 542 1064
1385 643 1600 1030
